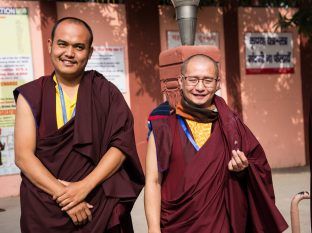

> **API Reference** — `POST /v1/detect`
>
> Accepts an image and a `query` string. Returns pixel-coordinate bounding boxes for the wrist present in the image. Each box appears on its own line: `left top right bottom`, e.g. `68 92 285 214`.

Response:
291 198 301 206
51 181 65 198
81 177 96 193
148 229 161 233
148 225 161 233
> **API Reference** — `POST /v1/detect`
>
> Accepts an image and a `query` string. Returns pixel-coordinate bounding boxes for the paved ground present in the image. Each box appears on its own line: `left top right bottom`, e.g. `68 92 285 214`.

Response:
0 166 310 233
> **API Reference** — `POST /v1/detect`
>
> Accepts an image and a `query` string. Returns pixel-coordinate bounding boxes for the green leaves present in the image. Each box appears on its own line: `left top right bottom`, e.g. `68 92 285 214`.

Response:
277 7 312 39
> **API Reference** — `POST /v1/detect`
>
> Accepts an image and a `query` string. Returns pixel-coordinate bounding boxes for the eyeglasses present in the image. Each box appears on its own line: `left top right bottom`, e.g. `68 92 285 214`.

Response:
181 74 218 87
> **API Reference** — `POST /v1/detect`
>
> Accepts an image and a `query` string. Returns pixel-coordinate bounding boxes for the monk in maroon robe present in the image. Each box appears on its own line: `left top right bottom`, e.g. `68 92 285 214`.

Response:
144 54 288 233
14 17 144 233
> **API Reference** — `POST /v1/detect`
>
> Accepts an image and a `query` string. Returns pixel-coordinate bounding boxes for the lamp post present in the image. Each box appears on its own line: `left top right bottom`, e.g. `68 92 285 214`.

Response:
171 0 200 45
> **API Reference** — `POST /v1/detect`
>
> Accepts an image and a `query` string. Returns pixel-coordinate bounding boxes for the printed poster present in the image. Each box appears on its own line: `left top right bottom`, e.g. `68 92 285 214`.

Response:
0 7 33 175
86 46 126 93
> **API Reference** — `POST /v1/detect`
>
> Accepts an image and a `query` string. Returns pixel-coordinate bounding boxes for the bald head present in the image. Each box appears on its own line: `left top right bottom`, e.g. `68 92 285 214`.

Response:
51 17 93 48
181 54 219 79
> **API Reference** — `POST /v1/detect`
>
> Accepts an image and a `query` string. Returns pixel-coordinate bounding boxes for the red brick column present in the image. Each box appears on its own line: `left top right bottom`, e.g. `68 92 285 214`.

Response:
125 1 162 170
39 1 57 75
223 2 243 117
300 36 312 164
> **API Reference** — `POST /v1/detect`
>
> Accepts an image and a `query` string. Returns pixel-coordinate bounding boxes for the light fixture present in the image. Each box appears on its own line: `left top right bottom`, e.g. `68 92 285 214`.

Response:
171 0 200 45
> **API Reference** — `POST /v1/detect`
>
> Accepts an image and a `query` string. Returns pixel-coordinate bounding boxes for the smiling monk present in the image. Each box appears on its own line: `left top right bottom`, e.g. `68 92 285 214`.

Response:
13 17 144 233
144 54 288 233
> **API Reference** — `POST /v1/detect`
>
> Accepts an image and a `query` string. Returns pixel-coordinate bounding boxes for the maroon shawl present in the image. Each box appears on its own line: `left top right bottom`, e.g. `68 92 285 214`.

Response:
149 96 288 233
14 70 144 233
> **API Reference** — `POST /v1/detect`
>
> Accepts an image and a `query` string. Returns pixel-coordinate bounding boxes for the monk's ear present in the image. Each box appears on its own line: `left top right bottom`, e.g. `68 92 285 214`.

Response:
216 78 221 91
88 46 94 59
178 75 183 89
47 39 52 54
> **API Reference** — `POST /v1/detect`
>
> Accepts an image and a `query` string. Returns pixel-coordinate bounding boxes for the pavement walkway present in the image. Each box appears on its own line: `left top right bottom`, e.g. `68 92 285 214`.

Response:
0 166 310 233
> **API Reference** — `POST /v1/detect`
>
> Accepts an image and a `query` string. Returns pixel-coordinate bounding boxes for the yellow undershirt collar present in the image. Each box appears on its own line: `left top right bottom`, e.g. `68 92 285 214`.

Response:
53 75 78 129
185 119 212 148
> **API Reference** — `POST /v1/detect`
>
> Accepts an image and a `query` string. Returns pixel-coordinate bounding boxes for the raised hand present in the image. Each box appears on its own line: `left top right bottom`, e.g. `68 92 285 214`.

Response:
228 149 249 172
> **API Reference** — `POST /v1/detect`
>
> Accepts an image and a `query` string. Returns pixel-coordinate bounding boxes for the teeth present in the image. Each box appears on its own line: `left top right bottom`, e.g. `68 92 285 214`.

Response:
63 60 74 65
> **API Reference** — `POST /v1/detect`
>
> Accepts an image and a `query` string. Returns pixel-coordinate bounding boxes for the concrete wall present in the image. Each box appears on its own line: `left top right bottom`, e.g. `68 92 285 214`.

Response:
238 7 306 167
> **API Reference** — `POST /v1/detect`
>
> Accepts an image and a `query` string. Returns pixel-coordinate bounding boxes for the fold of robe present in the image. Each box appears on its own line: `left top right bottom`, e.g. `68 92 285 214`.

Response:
148 96 288 233
310 94 312 232
14 70 144 233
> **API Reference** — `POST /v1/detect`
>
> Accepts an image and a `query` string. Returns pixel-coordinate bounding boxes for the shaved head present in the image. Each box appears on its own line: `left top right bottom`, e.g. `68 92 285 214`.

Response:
51 17 93 47
181 54 219 79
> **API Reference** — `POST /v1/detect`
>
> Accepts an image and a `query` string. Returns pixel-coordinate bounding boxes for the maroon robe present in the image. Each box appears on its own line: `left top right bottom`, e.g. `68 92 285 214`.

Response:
13 70 144 233
149 96 288 233
0 141 4 165
308 95 312 232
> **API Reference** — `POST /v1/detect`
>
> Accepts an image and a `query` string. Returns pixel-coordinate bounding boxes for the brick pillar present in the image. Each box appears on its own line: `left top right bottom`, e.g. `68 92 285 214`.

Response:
39 1 57 75
301 36 312 164
125 1 162 170
223 2 243 117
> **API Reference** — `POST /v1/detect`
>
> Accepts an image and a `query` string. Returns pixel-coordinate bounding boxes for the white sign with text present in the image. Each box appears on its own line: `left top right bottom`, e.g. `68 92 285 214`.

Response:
245 32 294 74
86 46 126 93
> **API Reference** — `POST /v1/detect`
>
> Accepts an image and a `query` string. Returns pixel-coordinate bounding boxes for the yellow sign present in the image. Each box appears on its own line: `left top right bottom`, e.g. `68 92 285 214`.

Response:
0 7 33 128
0 7 32 175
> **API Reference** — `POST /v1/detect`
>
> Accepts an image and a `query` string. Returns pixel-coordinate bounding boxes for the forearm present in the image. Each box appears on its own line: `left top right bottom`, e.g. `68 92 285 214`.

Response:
290 200 300 233
83 146 126 191
53 147 125 210
145 181 162 233
145 132 162 233
15 152 64 196
290 192 310 233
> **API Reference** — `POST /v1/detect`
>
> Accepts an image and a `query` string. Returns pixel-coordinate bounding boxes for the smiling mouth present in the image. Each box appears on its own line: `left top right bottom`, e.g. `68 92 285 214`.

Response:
60 59 77 65
193 94 207 97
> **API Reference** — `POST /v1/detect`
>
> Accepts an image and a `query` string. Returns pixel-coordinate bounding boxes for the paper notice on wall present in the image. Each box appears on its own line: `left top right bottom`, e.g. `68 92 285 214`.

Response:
167 31 219 49
0 128 18 175
86 46 126 93
245 32 294 74
0 7 33 175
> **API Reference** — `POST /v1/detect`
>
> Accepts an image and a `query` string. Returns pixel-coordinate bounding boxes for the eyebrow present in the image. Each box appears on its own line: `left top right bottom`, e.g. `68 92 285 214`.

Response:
56 39 86 47
187 76 216 79
56 39 67 44
73 43 86 48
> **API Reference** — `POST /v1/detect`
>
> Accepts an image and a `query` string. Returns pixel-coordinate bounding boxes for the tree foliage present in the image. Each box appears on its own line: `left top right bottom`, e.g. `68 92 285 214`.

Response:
277 1 312 39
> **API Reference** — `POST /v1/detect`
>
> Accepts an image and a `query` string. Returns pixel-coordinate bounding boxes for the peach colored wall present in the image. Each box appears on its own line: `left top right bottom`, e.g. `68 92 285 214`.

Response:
238 8 305 168
158 6 227 102
56 2 130 105
0 0 44 197
0 175 21 197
